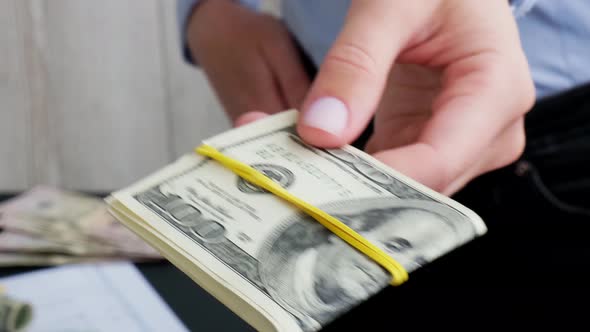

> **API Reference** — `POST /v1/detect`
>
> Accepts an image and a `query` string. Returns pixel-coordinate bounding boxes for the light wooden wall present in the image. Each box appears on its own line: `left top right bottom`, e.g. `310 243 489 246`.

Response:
0 0 279 193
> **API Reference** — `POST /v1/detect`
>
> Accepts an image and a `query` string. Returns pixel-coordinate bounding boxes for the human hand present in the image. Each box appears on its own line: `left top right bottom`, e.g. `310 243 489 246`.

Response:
186 0 310 126
296 0 536 195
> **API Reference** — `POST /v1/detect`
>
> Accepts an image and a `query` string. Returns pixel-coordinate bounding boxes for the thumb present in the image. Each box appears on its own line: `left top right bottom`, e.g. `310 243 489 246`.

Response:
297 0 415 148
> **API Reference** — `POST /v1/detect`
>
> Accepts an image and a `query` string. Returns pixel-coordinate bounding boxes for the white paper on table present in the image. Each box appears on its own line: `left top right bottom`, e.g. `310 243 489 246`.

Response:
0 261 189 332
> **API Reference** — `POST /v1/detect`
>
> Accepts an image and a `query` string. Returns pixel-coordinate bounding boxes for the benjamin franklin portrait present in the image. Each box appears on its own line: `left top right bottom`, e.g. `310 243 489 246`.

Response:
258 198 475 331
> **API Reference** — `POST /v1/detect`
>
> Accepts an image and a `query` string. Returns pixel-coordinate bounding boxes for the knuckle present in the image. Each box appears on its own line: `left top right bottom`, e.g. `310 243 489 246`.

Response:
324 41 380 78
518 77 536 113
501 59 536 114
423 143 456 192
505 122 527 164
438 165 455 193
482 62 506 90
490 61 536 116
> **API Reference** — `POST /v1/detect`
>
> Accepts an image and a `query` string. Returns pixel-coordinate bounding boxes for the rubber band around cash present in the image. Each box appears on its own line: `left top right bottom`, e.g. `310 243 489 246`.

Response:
196 144 409 286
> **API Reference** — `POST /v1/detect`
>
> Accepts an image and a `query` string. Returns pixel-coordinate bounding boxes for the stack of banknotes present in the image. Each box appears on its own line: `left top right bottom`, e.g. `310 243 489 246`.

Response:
107 110 487 332
0 186 161 266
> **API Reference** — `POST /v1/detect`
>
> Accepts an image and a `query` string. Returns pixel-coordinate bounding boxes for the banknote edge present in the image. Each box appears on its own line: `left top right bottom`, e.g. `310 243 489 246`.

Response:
105 199 301 332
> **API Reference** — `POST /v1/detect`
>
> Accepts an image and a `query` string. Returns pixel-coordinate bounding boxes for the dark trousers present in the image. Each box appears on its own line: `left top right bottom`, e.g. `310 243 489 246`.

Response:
298 49 590 328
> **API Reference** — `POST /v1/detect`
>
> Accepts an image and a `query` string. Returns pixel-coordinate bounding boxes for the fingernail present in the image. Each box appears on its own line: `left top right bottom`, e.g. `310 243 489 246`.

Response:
302 97 348 136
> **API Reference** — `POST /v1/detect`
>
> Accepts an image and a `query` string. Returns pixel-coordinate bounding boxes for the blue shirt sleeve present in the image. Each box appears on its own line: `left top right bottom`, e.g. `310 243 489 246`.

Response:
176 0 261 65
510 0 538 18
176 0 540 66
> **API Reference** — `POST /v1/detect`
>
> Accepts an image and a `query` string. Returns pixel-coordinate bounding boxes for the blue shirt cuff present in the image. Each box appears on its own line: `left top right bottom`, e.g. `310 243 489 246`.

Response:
177 0 261 66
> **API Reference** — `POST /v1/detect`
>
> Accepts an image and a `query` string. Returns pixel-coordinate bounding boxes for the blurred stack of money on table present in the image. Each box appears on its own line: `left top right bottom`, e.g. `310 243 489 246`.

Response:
0 186 161 266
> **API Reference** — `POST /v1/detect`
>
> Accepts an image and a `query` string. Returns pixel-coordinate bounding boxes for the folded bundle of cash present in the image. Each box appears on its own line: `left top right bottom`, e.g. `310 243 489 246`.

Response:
0 186 161 266
106 110 487 332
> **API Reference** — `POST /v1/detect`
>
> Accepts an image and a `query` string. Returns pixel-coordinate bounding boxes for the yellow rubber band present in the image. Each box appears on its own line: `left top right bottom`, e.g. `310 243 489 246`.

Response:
196 144 408 286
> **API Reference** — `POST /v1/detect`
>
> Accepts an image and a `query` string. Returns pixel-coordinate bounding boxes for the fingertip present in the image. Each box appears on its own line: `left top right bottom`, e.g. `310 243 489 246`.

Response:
234 111 269 127
296 96 352 147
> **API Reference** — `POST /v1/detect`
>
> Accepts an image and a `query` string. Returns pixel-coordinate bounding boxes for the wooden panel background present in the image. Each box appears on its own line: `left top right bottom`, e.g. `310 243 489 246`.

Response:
0 0 280 192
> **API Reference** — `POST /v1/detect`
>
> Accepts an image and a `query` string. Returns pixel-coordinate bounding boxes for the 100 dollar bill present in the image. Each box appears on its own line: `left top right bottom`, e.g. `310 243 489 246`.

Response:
107 110 486 332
